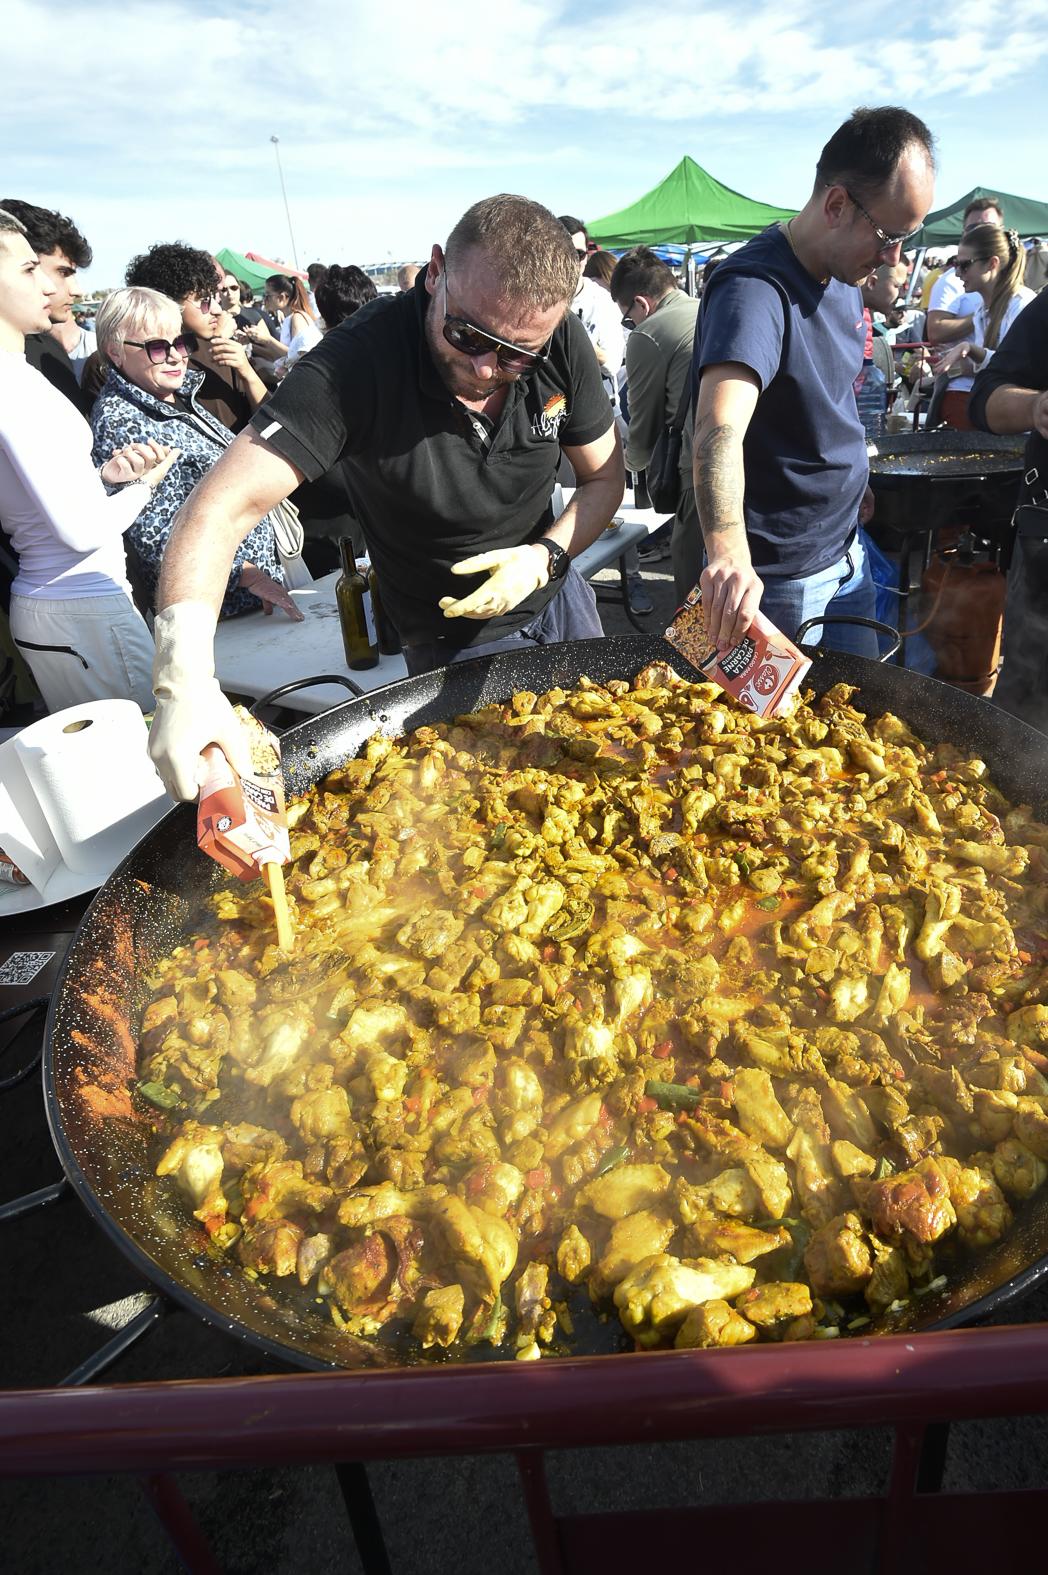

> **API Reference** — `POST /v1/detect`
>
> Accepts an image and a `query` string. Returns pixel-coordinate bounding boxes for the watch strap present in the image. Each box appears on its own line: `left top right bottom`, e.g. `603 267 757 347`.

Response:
537 537 570 581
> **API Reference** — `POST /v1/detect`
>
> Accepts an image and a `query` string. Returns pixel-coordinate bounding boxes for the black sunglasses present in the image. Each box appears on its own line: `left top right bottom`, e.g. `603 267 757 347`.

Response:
441 272 551 373
124 333 194 364
955 257 990 274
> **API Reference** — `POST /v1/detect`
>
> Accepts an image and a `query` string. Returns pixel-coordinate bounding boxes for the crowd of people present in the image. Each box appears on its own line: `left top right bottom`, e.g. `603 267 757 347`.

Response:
1 102 1047 799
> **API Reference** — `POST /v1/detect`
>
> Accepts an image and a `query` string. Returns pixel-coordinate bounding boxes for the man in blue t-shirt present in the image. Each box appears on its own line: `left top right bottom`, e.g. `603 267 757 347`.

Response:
692 106 935 658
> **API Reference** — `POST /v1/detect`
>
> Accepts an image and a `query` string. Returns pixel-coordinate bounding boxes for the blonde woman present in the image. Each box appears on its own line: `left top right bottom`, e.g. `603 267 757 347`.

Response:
937 225 1036 429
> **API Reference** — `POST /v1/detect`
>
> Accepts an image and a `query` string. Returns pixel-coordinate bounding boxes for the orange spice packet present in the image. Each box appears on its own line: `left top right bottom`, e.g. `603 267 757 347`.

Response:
196 709 290 883
665 588 811 718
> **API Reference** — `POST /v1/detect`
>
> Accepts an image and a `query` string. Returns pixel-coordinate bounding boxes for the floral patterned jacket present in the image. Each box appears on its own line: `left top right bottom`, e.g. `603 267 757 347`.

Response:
91 364 283 617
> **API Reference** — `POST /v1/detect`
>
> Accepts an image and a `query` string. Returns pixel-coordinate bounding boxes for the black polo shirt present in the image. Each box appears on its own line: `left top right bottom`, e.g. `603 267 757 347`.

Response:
249 271 612 648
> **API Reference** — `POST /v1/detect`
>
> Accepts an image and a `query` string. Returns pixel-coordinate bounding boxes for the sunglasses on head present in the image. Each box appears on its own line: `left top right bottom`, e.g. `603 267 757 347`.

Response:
124 333 194 364
441 272 551 373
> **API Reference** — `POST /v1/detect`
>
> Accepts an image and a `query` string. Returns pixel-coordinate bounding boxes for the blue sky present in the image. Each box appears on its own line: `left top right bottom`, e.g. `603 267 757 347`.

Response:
6 0 1048 288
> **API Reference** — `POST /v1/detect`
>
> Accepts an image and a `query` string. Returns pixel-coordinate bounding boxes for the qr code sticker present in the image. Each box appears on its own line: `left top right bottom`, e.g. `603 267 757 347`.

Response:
0 951 56 986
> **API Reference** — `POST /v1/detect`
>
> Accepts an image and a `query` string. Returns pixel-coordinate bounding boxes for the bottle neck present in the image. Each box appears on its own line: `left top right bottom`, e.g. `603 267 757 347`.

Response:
339 538 356 576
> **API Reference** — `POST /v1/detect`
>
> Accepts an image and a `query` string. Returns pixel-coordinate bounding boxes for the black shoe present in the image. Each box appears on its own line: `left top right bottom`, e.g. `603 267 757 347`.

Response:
637 524 672 562
627 576 655 615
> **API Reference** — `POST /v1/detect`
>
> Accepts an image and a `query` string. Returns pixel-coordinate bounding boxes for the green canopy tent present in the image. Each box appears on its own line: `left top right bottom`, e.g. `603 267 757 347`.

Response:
588 155 797 249
214 248 274 294
913 186 1048 246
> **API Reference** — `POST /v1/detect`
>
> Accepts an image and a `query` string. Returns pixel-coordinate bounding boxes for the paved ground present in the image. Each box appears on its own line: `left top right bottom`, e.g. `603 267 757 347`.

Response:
3 537 1048 1573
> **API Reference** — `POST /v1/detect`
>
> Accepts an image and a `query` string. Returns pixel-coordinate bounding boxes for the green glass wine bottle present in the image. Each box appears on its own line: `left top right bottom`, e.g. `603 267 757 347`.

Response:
335 540 378 670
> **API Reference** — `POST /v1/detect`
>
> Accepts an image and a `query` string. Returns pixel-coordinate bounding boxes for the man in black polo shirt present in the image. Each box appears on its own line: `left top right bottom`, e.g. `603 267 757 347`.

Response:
147 195 623 799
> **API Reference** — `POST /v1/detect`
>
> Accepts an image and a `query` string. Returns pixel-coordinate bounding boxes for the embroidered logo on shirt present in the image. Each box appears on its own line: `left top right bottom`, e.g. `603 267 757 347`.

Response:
532 393 567 441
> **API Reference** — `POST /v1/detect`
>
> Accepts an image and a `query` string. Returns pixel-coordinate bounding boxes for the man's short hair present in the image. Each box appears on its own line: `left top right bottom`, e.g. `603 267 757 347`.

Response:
125 242 218 305
557 214 588 243
0 199 92 267
315 264 377 328
307 262 328 287
0 208 27 251
609 247 676 309
815 106 936 203
964 194 1003 224
447 195 580 313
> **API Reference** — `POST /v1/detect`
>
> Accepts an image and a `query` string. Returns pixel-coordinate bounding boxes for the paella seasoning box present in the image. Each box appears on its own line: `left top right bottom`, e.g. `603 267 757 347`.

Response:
196 709 290 882
665 588 811 718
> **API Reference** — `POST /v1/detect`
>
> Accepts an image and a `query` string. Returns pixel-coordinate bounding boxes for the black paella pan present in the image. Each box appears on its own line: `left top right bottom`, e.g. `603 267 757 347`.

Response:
42 635 1048 1371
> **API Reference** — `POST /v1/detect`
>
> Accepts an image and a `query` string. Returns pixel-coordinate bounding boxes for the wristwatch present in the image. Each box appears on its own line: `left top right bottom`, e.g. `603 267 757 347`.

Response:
536 537 570 582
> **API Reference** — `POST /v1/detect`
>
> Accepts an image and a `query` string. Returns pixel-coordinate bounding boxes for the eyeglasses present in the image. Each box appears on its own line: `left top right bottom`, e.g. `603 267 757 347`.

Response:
844 188 922 253
619 299 638 326
124 334 193 364
219 282 240 294
954 257 989 275
441 272 551 373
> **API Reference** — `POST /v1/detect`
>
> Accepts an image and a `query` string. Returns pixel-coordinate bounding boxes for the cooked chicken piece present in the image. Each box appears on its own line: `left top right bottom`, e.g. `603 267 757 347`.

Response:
594 1209 677 1294
786 1110 843 1228
413 1285 466 1349
296 1231 332 1286
459 1161 524 1216
515 1262 556 1342
937 1156 1012 1249
614 1253 756 1348
831 1140 877 1179
429 1196 518 1301
991 1137 1048 1199
853 1158 957 1245
864 1238 910 1313
1007 1006 1048 1054
337 1182 448 1229
674 1299 758 1349
685 1214 789 1264
556 1223 592 1283
952 840 1029 877
239 1160 334 1224
396 908 465 959
674 1170 762 1223
683 1112 793 1219
869 962 910 1028
237 1219 303 1277
1014 1097 1048 1160
577 1163 671 1219
544 1092 604 1160
804 1211 874 1297
914 882 962 963
322 1234 395 1310
731 1068 793 1149
733 1282 813 1339
339 1002 411 1056
365 1049 410 1105
290 1084 355 1142
156 1123 226 1214
822 1079 878 1150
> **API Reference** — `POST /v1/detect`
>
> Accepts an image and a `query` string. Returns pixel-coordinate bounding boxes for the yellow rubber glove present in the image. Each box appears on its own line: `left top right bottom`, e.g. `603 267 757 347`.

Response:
438 545 550 621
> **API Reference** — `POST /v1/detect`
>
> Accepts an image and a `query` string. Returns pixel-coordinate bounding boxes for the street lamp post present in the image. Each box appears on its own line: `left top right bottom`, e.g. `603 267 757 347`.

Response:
269 135 300 272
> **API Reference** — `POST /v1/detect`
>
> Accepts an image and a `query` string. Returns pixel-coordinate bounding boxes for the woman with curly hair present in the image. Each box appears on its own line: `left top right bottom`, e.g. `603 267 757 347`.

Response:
121 241 269 430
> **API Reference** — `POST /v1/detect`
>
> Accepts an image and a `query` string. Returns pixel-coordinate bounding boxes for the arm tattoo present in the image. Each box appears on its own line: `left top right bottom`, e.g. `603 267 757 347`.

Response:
694 422 746 539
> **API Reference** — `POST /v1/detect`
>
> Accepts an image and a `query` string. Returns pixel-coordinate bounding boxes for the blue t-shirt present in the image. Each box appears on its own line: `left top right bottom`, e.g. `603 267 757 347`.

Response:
694 225 869 579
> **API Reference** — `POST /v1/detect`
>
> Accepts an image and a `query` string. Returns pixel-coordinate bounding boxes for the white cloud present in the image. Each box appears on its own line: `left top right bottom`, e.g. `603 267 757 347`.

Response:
5 1 1048 282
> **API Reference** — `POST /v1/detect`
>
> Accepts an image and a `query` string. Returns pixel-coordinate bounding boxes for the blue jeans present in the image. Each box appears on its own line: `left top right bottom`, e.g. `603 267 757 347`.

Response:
402 564 604 677
759 537 880 660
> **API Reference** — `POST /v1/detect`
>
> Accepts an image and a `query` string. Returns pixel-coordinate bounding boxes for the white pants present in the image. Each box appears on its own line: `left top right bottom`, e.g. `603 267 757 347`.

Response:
10 590 155 714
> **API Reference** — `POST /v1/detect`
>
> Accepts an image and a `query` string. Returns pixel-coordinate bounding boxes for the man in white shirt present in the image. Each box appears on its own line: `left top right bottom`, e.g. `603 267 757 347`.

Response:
927 196 1004 344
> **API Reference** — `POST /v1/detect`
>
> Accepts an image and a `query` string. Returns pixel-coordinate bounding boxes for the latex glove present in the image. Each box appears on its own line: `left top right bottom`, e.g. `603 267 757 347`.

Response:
439 544 549 621
239 563 305 619
149 602 253 802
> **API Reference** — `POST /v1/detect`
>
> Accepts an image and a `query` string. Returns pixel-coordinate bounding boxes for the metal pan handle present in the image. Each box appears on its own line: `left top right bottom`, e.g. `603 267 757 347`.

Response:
249 674 367 715
795 615 901 664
